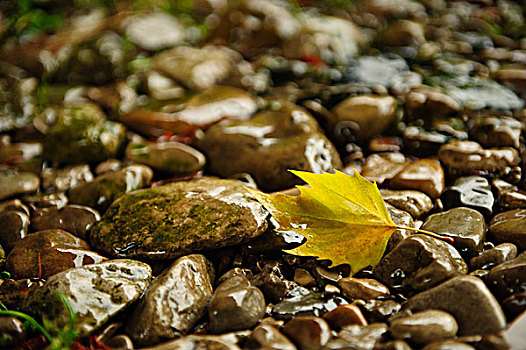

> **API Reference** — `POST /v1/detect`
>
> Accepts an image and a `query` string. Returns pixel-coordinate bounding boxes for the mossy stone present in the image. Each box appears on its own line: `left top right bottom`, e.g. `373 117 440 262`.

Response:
43 103 126 165
90 178 269 260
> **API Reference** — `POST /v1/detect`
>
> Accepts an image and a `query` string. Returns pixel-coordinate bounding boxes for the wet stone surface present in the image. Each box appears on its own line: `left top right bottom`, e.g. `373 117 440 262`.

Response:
421 207 486 259
389 310 458 345
125 254 214 346
6 229 107 279
404 276 506 336
21 259 152 336
194 103 342 192
374 234 467 291
1 1 526 348
30 205 100 241
91 178 268 259
208 275 265 334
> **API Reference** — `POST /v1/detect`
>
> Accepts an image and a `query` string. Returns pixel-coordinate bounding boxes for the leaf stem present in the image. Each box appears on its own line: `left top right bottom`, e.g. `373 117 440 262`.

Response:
396 225 454 243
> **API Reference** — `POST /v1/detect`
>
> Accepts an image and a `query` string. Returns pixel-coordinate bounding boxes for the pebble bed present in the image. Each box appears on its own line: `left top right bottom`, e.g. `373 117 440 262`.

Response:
1 0 526 349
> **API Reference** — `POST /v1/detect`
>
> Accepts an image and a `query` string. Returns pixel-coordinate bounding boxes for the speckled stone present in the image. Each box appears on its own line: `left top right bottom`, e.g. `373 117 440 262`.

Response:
338 277 390 301
21 259 152 337
283 316 330 350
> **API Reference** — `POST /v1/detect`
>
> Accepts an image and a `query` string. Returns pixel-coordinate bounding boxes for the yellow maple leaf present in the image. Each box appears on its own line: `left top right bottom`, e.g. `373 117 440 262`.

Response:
248 170 448 274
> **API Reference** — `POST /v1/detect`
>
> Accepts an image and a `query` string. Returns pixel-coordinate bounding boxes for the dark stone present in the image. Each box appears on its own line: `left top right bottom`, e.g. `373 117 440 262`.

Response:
194 103 342 192
208 275 265 334
489 209 526 250
486 252 526 300
0 210 29 252
470 243 517 270
389 310 458 345
404 276 506 335
374 235 467 291
31 205 100 241
421 207 486 259
272 286 346 320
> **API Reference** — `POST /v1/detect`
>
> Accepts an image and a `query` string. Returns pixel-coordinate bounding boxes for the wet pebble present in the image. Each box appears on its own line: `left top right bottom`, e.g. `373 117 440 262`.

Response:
404 276 506 335
251 263 296 301
374 234 467 291
91 178 268 260
0 209 29 252
489 209 526 250
438 140 519 176
389 310 458 345
126 254 214 347
337 277 390 301
245 324 297 350
486 252 526 300
390 159 445 199
323 304 368 329
361 153 408 186
421 207 486 259
355 299 401 323
441 176 494 217
6 229 107 279
468 115 522 149
493 178 526 210
41 164 93 192
31 205 100 241
0 279 43 309
121 86 257 137
293 268 317 287
423 340 476 350
331 95 398 144
21 259 152 336
208 275 266 334
0 169 39 200
381 189 433 219
272 286 345 320
502 292 526 320
142 335 241 350
386 205 415 252
0 316 27 348
43 103 126 165
194 103 342 192
68 164 153 212
328 323 388 350
282 316 330 350
469 243 517 270
126 141 205 175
